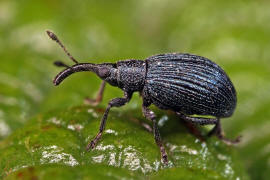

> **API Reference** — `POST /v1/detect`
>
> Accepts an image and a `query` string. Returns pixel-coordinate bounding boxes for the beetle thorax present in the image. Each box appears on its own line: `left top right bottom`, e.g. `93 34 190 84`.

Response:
116 60 146 92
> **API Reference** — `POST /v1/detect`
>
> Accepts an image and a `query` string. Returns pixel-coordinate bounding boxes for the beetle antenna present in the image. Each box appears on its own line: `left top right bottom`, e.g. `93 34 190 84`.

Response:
54 60 70 68
46 30 79 64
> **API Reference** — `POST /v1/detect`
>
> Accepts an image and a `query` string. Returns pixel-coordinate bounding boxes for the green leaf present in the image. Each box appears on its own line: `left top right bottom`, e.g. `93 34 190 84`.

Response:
1 0 270 179
4 165 143 180
0 106 247 179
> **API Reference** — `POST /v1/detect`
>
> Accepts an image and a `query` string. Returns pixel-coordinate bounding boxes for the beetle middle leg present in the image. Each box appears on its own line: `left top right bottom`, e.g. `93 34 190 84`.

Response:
84 81 106 106
86 91 132 151
142 104 168 164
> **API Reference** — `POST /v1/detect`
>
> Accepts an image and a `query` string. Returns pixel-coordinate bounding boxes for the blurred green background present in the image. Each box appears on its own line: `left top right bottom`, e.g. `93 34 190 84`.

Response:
0 0 270 179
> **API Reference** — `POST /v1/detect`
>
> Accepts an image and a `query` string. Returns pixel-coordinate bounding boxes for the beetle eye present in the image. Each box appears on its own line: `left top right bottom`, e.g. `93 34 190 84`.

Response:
98 67 110 78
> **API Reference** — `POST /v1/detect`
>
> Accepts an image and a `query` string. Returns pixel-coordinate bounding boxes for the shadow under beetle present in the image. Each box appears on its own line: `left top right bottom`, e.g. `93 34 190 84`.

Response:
46 30 241 164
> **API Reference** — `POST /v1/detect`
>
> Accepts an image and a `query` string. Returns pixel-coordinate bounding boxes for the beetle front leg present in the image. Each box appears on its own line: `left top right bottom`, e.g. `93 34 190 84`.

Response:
142 104 168 165
86 91 132 151
208 119 241 145
84 81 106 106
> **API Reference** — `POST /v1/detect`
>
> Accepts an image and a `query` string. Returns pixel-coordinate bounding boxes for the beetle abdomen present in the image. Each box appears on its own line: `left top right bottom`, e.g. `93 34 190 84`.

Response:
145 53 237 118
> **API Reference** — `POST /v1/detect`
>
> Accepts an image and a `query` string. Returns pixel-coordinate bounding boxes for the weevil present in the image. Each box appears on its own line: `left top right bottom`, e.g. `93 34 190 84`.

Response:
46 30 241 164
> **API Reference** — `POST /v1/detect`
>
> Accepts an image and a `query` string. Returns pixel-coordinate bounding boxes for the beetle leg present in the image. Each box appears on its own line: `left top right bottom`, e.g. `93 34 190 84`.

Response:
142 104 168 165
84 81 106 106
86 91 132 151
176 112 218 125
176 112 241 144
208 119 241 145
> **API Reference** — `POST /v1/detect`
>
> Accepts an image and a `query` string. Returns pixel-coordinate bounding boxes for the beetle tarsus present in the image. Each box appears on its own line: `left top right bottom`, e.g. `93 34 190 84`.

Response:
141 122 153 132
86 132 102 151
160 144 169 165
84 81 106 106
218 135 242 145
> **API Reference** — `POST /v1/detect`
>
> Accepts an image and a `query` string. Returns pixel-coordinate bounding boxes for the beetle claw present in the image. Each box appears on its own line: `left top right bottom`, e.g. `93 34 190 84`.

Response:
86 132 102 151
84 97 99 106
220 135 242 145
162 153 169 165
86 141 96 151
159 144 168 165
214 134 241 146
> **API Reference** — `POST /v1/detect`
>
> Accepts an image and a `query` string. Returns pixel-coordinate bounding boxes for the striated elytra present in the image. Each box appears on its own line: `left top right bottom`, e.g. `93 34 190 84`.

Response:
47 30 241 164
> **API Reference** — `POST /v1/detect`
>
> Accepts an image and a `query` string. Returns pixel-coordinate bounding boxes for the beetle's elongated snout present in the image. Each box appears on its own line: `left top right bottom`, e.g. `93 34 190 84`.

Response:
53 63 99 85
53 63 118 87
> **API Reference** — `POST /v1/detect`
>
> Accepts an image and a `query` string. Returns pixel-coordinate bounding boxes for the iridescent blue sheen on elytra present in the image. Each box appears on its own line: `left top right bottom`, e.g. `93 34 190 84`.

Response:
143 53 236 118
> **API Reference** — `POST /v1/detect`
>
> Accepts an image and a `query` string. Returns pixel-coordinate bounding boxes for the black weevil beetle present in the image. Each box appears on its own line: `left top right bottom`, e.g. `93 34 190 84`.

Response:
46 30 241 164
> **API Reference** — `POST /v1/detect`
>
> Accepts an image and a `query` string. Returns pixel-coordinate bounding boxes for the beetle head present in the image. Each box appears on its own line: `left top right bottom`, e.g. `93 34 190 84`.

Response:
95 63 118 86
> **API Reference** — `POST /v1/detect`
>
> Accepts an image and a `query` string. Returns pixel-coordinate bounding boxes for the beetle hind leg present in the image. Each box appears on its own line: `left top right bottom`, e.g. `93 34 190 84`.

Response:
208 119 241 145
84 81 106 106
176 112 218 125
176 112 241 145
